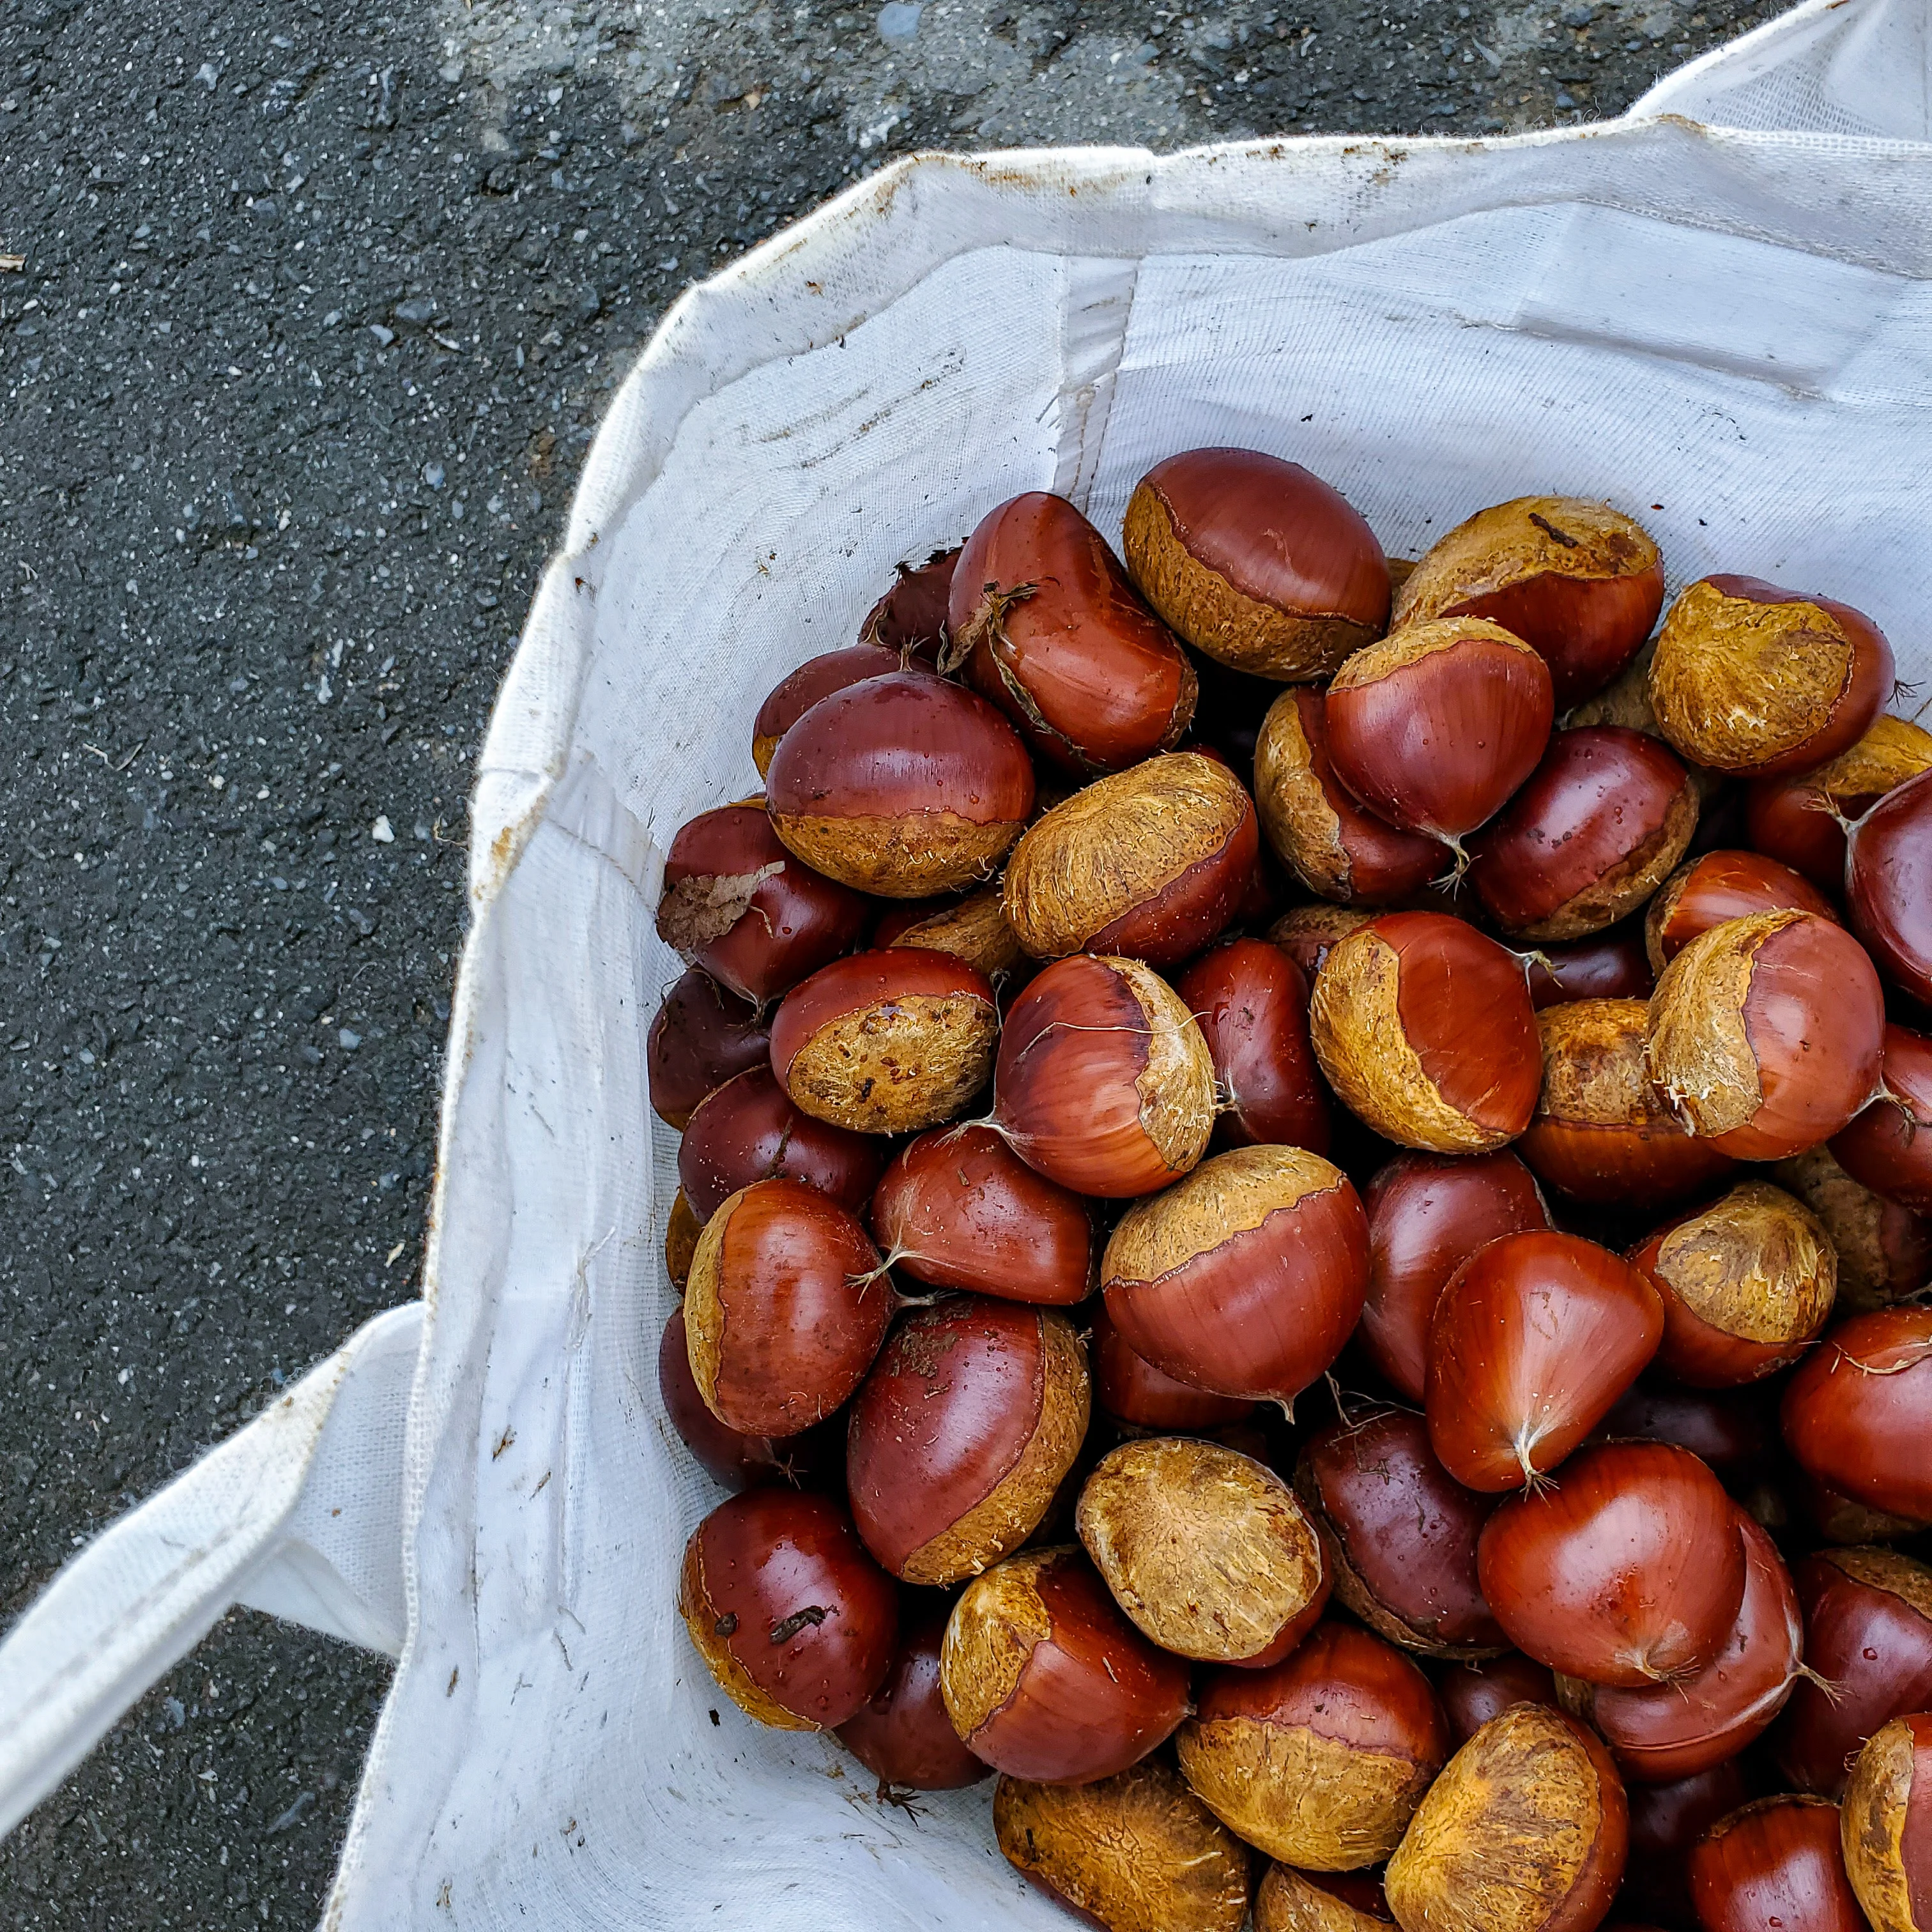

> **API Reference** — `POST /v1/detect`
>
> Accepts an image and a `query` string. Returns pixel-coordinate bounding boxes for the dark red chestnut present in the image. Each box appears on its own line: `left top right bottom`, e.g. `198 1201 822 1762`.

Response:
1469 728 1698 941
1650 575 1894 778
1122 447 1391 680
1687 1797 1867 1932
1832 1024 1932 1213
1620 1761 1751 1931
1591 1382 1774 1491
1089 1300 1257 1431
1437 1651 1558 1747
648 966 772 1131
1476 1441 1745 1687
1745 713 1932 894
676 1064 886 1222
1427 1230 1662 1492
835 1596 989 1792
1850 765 1932 1006
1781 1307 1932 1524
751 641 903 778
1269 903 1374 986
1644 848 1839 977
659 1304 819 1492
1797 1468 1927 1546
1360 1149 1551 1404
1839 1711 1932 1932
1175 937 1331 1154
678 1488 898 1729
857 543 958 654
657 802 868 1006
1527 924 1655 1009
948 491 1197 774
765 668 1035 896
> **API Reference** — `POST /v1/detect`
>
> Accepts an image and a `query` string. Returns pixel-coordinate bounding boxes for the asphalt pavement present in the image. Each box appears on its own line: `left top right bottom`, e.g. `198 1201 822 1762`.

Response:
0 0 1775 1920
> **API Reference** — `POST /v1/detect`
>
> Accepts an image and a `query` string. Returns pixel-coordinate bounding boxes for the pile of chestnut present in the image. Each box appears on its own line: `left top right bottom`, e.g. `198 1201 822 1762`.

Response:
648 450 1932 1932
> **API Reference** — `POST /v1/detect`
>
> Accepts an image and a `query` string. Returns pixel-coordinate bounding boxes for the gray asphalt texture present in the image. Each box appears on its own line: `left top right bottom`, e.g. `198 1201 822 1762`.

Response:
0 0 1776 1920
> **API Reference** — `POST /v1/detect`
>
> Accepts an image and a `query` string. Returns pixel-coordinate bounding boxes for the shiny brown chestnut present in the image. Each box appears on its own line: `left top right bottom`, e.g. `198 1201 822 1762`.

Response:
1270 903 1375 987
835 1597 989 1792
765 668 1036 896
1839 1712 1932 1932
1177 1622 1449 1869
1324 617 1555 855
1646 909 1886 1160
1122 447 1392 681
647 966 772 1130
1649 575 1894 778
658 1304 824 1492
1644 848 1839 977
1476 1441 1745 1688
1392 496 1664 710
1781 1306 1932 1524
846 1296 1090 1585
1775 1145 1932 1313
1296 1409 1506 1659
1620 1761 1751 1932
1077 1434 1329 1666
939 1545 1192 1784
1310 913 1543 1154
657 802 868 1007
994 1761 1253 1932
751 642 904 778
678 1488 898 1729
990 953 1216 1198
1687 1797 1867 1932
870 884 1025 982
768 949 998 1135
1360 1149 1550 1404
1526 924 1655 1009
1469 728 1698 941
1089 1300 1257 1432
676 1064 886 1222
684 1177 891 1436
1427 1230 1662 1492
1849 765 1932 1006
1383 1703 1629 1932
1002 751 1259 966
664 1188 702 1291
1437 1652 1558 1748
1745 714 1932 894
948 491 1197 774
1628 1181 1836 1388
1175 937 1332 1154
1257 1865 1397 1932
857 543 959 654
869 1123 1096 1306
1254 686 1448 904
1832 1024 1932 1213
1519 999 1740 1208
1102 1144 1370 1408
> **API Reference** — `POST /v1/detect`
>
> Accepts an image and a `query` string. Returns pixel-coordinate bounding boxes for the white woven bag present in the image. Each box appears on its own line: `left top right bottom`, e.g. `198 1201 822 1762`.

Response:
2 1 1928 1922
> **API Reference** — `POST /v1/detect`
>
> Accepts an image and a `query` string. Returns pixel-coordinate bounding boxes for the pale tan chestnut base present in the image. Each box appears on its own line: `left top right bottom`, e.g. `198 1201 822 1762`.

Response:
1840 1717 1924 1932
770 808 1019 897
1254 690 1353 899
940 1547 1060 1742
783 991 997 1135
1257 1866 1395 1932
1653 1179 1836 1347
1645 910 1783 1142
885 885 1024 979
677 1536 815 1731
1777 1147 1924 1312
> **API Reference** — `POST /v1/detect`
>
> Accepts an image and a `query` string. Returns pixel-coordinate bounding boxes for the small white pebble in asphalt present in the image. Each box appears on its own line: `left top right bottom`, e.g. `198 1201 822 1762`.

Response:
372 815 395 843
339 1029 362 1050
878 0 923 42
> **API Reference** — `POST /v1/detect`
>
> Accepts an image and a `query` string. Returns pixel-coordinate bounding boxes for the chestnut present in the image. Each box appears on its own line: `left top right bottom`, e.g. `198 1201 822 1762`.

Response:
1383 1702 1629 1932
1745 713 1932 894
1649 575 1894 778
949 491 1197 774
939 1545 1191 1784
1257 1866 1397 1932
676 1064 885 1222
1437 1652 1558 1747
1090 1300 1257 1432
765 668 1036 896
1310 913 1542 1154
684 1177 891 1436
1591 1382 1774 1491
658 1304 825 1492
1272 903 1376 985
1177 1622 1449 1869
1122 447 1392 681
1831 1024 1932 1213
990 953 1216 1198
1520 999 1739 1208
657 802 868 1007
1103 1144 1370 1408
994 1761 1253 1932
1392 496 1664 710
768 949 998 1135
1644 848 1839 977
1839 1713 1932 1932
1526 924 1655 1009
1621 1761 1751 1932
1324 617 1555 854
1360 1149 1551 1404
1476 1441 1745 1687
869 1123 1095 1306
678 1488 898 1729
1777 1547 1932 1797
1628 1180 1836 1388
664 1187 701 1291
1002 751 1259 966
870 884 1025 982
1645 909 1886 1160
835 1597 989 1792
1254 686 1447 905
1077 1434 1329 1666
750 641 903 778
1296 1408 1506 1658
1687 1797 1867 1932
1849 766 1932 1006
647 966 772 1130
846 1297 1090 1585
1426 1230 1663 1492
856 542 958 654
1469 728 1698 941
1557 1511 1802 1782
1798 1469 1927 1547
1174 937 1331 1154
1781 1307 1932 1524
1776 1146 1932 1313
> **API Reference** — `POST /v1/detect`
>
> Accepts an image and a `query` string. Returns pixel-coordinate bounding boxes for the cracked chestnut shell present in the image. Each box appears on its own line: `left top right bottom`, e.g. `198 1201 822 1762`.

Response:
751 641 903 778
1781 1305 1932 1525
835 1597 991 1793
1644 848 1838 979
1687 1797 1867 1932
1174 937 1331 1155
1839 1712 1932 1932
676 1064 885 1222
1832 1023 1932 1213
1745 714 1932 894
647 966 772 1131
